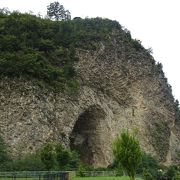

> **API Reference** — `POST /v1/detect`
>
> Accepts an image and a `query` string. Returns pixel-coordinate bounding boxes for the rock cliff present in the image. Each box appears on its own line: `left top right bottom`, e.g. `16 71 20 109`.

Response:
0 26 179 167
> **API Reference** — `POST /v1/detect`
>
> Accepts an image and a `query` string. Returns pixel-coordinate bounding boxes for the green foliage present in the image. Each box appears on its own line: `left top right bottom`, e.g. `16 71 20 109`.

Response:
130 39 144 51
40 142 80 171
0 10 149 92
56 143 80 170
0 11 122 91
0 136 10 170
0 7 10 15
0 136 46 171
165 165 178 179
40 143 57 170
137 153 180 180
7 153 45 171
72 177 143 180
115 168 124 177
137 153 158 179
77 164 87 177
0 12 77 91
142 169 154 180
159 165 180 180
113 130 142 180
0 141 80 171
47 1 71 21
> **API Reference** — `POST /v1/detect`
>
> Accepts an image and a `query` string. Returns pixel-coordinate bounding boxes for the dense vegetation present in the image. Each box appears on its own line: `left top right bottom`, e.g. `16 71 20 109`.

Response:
0 10 146 91
0 134 179 179
72 177 142 180
0 138 80 171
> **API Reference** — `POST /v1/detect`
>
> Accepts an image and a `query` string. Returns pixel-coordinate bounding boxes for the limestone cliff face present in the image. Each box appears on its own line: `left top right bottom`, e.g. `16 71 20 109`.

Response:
0 30 179 166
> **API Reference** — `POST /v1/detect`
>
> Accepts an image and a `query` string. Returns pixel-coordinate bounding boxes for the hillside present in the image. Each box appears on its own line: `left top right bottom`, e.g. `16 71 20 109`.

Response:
0 11 179 166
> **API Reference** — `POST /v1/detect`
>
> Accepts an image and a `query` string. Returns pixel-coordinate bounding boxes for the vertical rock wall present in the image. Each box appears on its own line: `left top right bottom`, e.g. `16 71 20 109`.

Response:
0 32 179 166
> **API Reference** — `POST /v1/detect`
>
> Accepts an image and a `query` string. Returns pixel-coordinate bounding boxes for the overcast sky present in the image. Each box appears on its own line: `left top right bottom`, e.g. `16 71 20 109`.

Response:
1 0 180 101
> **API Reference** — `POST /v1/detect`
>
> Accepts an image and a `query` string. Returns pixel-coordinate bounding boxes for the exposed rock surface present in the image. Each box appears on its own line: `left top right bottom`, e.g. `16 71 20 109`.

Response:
0 31 179 166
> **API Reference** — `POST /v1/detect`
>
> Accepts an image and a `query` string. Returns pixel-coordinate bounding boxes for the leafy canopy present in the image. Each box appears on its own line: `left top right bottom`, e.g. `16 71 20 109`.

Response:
40 142 80 171
47 1 71 21
0 9 146 91
113 130 142 180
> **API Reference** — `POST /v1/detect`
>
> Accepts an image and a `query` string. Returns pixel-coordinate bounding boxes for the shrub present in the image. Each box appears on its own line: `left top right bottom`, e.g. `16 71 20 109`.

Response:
113 130 142 180
160 165 180 180
77 164 86 177
0 136 10 171
137 153 158 178
166 165 177 179
8 153 45 171
142 169 155 180
40 143 57 170
40 142 80 171
56 143 80 170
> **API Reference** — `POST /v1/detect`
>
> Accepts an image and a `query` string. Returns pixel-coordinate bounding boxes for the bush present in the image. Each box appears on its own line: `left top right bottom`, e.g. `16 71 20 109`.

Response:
137 153 180 180
166 165 177 179
174 172 180 180
0 140 80 171
76 163 101 177
56 143 80 170
7 153 45 171
40 142 80 171
159 165 180 180
0 149 46 171
137 153 158 178
77 164 87 177
0 136 10 171
142 169 155 180
40 143 57 170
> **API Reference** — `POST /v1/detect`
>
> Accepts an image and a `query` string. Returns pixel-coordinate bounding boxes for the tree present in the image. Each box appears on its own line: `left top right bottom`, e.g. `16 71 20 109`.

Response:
40 143 57 170
0 7 10 15
40 142 80 171
55 144 69 169
47 1 71 21
55 144 80 170
112 130 142 180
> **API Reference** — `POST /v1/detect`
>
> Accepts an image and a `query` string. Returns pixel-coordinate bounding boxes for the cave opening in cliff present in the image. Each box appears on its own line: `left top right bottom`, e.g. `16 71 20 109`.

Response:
70 105 106 166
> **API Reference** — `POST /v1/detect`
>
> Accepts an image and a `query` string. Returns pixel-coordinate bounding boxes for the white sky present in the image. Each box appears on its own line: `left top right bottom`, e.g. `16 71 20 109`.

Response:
1 0 180 101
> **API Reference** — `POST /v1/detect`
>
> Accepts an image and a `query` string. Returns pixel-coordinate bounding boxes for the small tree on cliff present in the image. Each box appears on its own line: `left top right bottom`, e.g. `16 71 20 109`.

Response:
47 1 71 21
113 130 142 180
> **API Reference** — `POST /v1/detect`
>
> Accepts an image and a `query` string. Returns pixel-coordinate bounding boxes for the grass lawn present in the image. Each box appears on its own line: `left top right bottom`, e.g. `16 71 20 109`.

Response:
0 178 39 180
0 176 143 180
71 176 142 180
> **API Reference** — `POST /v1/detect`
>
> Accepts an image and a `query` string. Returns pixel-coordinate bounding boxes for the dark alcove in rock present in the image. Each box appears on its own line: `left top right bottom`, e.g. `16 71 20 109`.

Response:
70 105 107 166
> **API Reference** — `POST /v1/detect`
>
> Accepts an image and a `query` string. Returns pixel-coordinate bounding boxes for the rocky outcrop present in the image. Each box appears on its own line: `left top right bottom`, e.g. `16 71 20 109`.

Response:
0 30 179 166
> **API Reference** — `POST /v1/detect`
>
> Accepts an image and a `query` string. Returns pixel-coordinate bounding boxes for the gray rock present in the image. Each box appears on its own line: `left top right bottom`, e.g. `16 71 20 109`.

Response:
0 32 179 166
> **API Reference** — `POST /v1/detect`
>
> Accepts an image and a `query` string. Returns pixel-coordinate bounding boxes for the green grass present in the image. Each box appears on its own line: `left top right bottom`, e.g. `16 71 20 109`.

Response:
0 178 38 180
71 176 142 180
0 176 143 180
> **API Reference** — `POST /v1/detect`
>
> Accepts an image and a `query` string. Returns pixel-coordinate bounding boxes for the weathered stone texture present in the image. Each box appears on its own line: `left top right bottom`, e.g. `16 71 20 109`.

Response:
0 32 179 166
